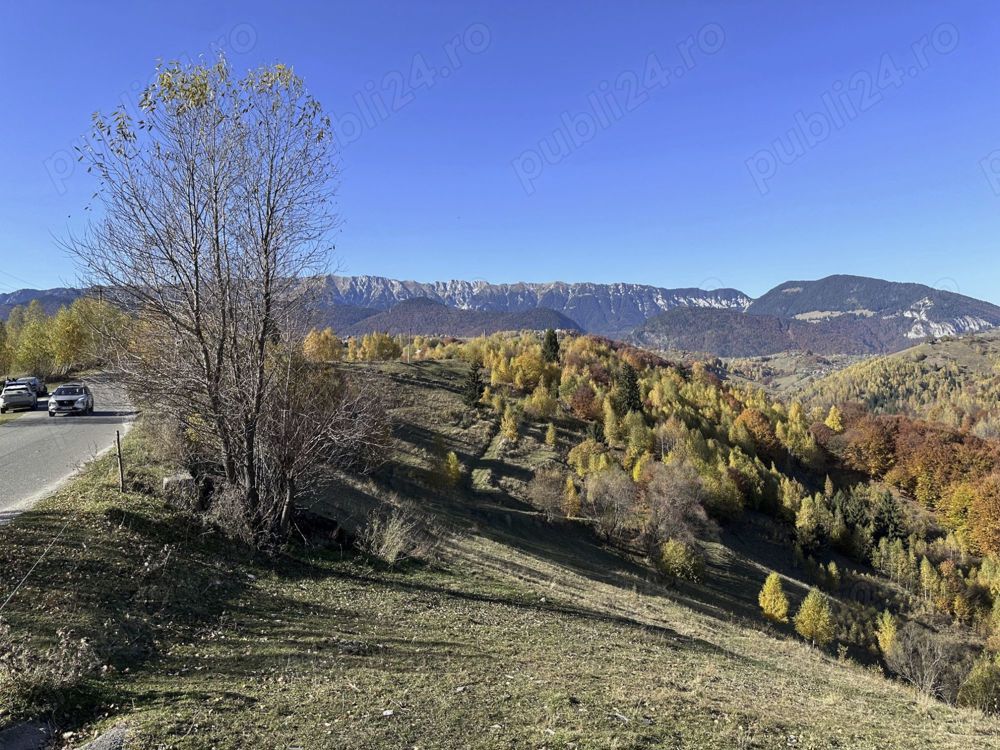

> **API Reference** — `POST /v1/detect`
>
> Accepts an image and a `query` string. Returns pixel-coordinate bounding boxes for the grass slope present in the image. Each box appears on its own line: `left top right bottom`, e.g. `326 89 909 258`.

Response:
1 361 998 748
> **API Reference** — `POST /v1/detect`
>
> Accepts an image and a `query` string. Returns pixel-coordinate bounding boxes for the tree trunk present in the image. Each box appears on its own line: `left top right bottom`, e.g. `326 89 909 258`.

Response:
279 477 296 532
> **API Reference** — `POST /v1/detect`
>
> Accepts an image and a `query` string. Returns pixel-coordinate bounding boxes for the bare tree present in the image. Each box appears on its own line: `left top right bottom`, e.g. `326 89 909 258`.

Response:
67 57 376 543
886 622 968 702
585 467 637 541
641 460 713 552
258 353 390 531
527 467 567 521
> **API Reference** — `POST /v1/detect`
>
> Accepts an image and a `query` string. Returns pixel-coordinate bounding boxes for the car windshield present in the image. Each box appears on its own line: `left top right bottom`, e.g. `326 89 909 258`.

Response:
54 386 84 396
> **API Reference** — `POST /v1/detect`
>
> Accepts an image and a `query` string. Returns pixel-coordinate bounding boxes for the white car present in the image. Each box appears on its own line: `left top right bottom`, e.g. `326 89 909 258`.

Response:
48 383 95 417
0 384 37 413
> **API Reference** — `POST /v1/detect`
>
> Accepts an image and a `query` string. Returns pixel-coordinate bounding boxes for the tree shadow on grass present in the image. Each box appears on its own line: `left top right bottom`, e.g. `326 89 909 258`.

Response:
0 499 258 726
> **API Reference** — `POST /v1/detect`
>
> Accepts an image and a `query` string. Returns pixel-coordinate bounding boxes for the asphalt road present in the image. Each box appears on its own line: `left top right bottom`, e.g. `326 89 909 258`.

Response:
0 375 135 523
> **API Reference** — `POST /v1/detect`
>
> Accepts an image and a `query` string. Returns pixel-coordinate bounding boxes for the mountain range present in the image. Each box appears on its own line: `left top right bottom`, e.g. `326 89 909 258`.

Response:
337 297 582 338
635 276 1000 356
314 275 750 337
3 273 999 356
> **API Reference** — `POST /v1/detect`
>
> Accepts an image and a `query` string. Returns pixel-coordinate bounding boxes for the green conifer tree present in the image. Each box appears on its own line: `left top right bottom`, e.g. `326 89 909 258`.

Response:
541 328 560 363
462 360 485 407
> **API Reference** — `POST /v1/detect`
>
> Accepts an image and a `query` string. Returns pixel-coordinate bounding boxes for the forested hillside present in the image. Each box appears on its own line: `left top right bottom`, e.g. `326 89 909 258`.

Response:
799 331 1000 438
298 328 1000 712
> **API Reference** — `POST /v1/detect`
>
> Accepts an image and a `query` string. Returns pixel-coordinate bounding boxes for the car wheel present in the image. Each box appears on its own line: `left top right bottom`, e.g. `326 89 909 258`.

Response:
0 408 5 414
48 412 54 418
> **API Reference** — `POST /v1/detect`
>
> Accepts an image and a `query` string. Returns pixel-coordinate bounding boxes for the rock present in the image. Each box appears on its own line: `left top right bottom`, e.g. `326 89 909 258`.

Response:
77 725 128 750
0 722 52 750
162 471 196 508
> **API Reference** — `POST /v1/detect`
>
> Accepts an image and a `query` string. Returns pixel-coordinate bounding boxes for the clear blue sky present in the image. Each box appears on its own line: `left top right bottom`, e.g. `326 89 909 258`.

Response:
2 1 1000 302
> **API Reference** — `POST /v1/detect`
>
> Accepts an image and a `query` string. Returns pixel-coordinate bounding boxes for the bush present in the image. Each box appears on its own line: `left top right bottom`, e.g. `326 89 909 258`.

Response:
958 656 1000 715
440 451 462 488
656 539 704 583
885 622 968 701
357 504 443 567
585 467 636 540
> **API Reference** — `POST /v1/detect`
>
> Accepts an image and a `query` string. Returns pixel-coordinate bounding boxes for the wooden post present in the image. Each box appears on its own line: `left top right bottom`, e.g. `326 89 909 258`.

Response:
116 430 125 492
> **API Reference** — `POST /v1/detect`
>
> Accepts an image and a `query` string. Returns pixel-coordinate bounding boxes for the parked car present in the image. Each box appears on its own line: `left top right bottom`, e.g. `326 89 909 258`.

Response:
17 377 48 396
0 383 37 413
48 383 94 417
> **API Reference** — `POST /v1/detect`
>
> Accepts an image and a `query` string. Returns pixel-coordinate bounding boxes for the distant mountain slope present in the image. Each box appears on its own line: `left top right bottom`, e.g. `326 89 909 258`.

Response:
631 307 914 357
631 309 795 357
797 329 1000 436
317 302 379 332
0 287 82 318
344 298 582 337
318 275 750 336
747 275 1000 340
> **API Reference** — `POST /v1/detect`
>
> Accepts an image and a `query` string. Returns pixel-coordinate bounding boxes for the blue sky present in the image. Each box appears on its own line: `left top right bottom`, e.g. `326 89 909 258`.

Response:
2 1 1000 302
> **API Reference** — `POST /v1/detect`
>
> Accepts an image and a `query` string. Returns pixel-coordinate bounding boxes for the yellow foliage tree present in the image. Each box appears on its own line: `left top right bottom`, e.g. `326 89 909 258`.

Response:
500 406 519 442
563 476 580 517
303 327 343 362
443 451 462 487
359 332 402 361
794 588 835 647
758 572 789 623
875 610 897 658
824 404 844 432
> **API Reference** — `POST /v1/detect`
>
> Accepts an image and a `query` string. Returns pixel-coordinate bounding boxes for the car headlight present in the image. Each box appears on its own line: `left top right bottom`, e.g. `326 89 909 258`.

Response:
75 397 87 404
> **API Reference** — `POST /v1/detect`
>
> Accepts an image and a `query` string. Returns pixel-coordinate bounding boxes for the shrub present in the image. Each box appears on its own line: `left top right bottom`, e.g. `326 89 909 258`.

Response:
585 467 636 540
642 460 711 550
656 539 704 583
884 622 969 701
545 423 557 447
357 504 443 567
442 451 462 487
958 656 1000 715
758 572 789 623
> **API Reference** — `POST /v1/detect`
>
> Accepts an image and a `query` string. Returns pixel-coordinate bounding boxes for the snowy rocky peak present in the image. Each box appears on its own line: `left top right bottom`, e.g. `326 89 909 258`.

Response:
320 274 752 336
